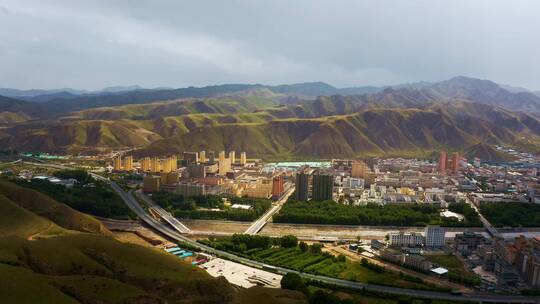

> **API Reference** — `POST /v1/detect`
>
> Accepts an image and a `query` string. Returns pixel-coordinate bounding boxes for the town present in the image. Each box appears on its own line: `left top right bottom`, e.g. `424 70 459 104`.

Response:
2 146 539 299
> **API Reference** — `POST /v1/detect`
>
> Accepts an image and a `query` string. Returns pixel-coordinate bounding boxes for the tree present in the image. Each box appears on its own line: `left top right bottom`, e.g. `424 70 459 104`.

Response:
299 241 308 253
280 235 298 248
280 273 304 291
310 243 323 254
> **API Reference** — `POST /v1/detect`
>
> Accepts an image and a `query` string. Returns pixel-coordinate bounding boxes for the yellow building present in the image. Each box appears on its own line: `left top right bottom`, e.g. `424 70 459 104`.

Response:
351 161 367 178
161 172 179 185
243 178 272 199
229 151 236 164
218 157 232 175
240 152 247 166
199 151 206 163
161 157 172 173
123 155 133 171
219 151 226 163
142 176 160 192
150 157 160 172
113 155 122 171
170 155 178 171
141 157 151 172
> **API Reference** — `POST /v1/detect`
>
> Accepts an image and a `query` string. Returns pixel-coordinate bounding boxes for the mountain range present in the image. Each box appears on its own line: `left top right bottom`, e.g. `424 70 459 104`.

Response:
0 76 539 159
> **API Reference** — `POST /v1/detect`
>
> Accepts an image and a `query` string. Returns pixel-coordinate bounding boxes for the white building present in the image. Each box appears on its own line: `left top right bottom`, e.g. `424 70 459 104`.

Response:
425 225 446 248
389 232 424 247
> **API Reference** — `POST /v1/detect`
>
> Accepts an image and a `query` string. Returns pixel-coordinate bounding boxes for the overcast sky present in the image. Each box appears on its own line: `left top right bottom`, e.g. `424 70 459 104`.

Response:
1 0 539 90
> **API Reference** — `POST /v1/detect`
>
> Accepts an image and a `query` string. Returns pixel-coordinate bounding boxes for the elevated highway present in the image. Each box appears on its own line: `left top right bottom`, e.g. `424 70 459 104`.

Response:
245 186 295 235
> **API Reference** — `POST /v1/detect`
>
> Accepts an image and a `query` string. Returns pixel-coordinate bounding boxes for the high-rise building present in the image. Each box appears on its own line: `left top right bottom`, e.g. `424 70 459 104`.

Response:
208 150 215 164
229 151 236 164
439 151 447 173
142 176 160 193
312 173 334 201
188 163 206 178
219 150 226 163
161 172 179 186
141 157 151 172
161 157 172 173
294 172 309 201
199 151 206 163
218 157 232 175
240 152 247 165
452 152 460 173
272 174 284 197
183 152 198 164
176 182 206 197
123 155 133 171
425 225 446 248
351 161 367 178
113 155 122 171
150 157 160 172
170 155 178 171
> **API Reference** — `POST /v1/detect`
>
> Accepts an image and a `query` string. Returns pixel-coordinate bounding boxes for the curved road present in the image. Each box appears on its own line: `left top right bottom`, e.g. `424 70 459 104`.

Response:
20 161 540 303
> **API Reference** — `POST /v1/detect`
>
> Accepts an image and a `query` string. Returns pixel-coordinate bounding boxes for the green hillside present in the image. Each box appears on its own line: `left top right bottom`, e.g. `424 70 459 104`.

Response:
0 180 112 236
1 92 539 158
0 181 306 303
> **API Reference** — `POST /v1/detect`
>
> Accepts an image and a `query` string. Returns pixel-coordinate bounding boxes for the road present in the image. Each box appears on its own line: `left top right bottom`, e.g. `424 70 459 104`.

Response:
466 195 500 238
134 189 191 233
244 186 295 235
18 161 540 303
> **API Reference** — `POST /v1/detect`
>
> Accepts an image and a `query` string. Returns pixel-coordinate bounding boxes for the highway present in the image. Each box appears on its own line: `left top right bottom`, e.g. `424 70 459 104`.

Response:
244 186 295 235
17 161 540 303
134 189 191 233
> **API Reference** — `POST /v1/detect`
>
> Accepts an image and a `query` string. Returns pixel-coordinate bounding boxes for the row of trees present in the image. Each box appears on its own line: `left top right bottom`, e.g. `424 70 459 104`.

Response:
480 202 540 227
274 201 481 227
203 234 300 253
13 173 132 219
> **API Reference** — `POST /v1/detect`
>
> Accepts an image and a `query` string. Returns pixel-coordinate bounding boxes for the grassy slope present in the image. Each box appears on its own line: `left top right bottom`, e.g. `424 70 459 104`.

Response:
2 94 539 158
0 181 306 304
0 180 112 236
0 193 52 238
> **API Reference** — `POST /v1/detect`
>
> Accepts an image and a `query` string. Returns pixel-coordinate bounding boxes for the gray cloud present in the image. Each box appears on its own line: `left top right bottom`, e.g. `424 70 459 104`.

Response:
0 0 539 90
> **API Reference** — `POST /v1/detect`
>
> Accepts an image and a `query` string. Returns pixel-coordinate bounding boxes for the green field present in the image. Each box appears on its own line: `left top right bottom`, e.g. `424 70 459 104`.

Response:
202 235 442 292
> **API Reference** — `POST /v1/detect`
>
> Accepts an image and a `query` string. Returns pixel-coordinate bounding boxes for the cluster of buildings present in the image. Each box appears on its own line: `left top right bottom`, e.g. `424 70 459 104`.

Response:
372 226 447 271
111 150 288 200
486 236 540 289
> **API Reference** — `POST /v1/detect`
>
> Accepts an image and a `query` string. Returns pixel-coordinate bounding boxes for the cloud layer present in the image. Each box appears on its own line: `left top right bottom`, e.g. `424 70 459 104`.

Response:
1 0 539 90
